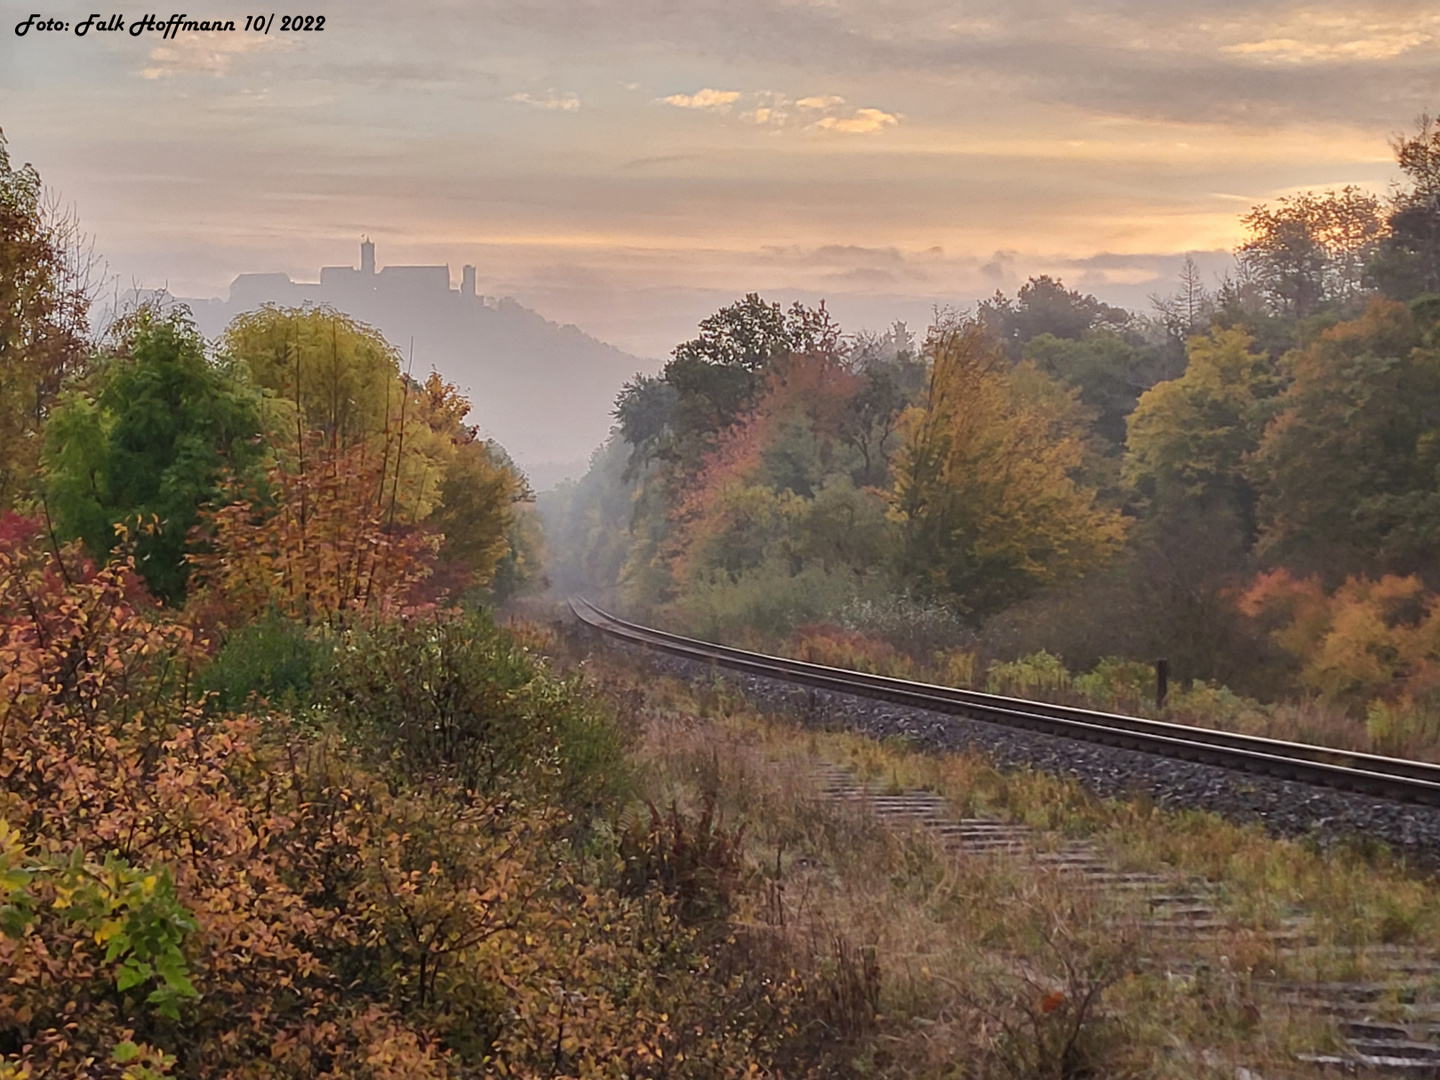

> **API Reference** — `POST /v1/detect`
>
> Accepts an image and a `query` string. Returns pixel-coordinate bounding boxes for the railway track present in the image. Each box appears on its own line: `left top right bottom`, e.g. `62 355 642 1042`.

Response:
570 596 1440 809
573 597 1440 1073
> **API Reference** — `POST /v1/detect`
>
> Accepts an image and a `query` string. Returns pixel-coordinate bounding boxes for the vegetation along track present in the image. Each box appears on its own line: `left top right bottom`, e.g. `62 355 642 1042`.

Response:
812 759 1440 1076
574 597 1440 1074
570 597 1440 809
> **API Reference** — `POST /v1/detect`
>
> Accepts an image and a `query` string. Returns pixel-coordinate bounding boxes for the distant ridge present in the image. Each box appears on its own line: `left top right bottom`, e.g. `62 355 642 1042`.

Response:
170 241 654 490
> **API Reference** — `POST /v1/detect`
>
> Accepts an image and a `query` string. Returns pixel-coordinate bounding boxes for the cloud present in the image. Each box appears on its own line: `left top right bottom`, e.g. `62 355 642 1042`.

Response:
735 90 899 132
507 90 581 111
140 33 280 79
1222 31 1431 64
660 88 742 111
814 107 899 134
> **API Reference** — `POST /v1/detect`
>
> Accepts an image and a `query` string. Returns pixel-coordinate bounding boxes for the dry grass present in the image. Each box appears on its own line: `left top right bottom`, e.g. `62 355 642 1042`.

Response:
595 664 1411 1078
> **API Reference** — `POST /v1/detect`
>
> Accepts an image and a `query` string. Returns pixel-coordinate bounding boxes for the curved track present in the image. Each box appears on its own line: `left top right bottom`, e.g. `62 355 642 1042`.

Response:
570 596 1440 809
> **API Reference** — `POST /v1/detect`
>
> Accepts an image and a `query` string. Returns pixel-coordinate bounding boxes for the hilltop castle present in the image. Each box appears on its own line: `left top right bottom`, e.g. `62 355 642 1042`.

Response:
226 239 490 309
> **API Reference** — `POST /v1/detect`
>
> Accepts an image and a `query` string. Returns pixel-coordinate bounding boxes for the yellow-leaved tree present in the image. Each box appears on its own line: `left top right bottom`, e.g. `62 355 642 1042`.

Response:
224 305 453 520
889 320 1125 616
205 307 532 616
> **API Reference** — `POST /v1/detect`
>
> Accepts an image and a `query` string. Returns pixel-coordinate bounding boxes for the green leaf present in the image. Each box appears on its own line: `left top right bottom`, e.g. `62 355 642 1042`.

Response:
147 987 183 1021
113 1040 141 1063
116 958 152 991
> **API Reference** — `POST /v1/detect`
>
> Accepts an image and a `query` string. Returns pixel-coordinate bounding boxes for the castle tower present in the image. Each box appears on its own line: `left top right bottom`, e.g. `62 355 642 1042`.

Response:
461 265 476 298
360 237 375 275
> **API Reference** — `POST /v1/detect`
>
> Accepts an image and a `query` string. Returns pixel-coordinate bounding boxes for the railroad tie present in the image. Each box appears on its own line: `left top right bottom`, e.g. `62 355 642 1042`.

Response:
808 759 1440 1077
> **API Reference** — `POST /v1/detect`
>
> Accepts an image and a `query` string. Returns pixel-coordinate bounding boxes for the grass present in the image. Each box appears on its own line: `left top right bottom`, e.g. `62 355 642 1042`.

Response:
541 638 1440 1078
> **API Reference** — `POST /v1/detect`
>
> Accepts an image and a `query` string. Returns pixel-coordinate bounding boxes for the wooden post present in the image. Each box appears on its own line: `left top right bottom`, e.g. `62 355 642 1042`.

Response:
1155 658 1169 709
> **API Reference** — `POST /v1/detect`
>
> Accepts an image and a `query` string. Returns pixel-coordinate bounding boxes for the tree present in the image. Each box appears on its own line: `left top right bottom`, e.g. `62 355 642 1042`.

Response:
614 372 677 471
43 305 266 604
1251 298 1440 582
1123 326 1275 532
889 321 1126 616
839 322 926 487
429 439 528 592
977 276 1130 356
1238 188 1385 319
1023 330 1161 452
536 435 638 596
225 305 456 522
624 294 843 472
193 438 437 625
0 128 92 512
224 304 402 447
1150 256 1215 342
1374 115 1440 300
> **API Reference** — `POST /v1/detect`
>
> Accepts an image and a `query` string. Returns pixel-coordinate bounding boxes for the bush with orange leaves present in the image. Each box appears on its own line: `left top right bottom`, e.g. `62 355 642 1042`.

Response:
1239 569 1440 708
0 518 822 1078
790 625 917 681
190 437 439 630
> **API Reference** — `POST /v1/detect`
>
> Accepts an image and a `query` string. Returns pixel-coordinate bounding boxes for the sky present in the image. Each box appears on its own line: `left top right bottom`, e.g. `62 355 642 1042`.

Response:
3 0 1435 360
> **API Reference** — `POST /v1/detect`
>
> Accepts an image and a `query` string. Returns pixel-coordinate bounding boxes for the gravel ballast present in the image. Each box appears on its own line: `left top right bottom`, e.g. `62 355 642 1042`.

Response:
601 637 1440 868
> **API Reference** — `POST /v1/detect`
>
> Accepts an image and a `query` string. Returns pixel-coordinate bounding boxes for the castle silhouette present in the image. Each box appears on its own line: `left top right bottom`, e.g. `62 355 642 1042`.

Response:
227 239 488 309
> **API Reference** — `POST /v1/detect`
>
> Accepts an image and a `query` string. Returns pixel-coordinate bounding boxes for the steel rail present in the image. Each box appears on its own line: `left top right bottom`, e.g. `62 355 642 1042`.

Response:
570 596 1440 809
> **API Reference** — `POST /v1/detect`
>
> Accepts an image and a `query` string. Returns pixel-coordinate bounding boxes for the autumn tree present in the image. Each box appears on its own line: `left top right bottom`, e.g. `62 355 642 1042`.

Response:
1239 569 1440 710
1251 298 1440 582
0 128 92 512
42 304 266 604
223 307 530 594
616 294 843 473
225 303 402 446
192 438 438 626
224 305 456 522
889 321 1125 616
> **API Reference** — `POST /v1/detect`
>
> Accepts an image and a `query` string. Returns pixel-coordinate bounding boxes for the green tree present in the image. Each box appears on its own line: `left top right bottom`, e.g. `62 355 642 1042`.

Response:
1374 115 1440 300
977 276 1130 356
1123 326 1275 530
1023 329 1162 451
43 305 266 603
889 321 1125 616
430 439 528 590
1252 298 1440 581
0 128 90 512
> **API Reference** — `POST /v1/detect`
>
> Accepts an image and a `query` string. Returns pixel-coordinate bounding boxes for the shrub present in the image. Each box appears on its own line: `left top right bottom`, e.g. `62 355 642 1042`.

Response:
1366 697 1440 758
618 798 748 926
321 609 630 809
1074 656 1155 711
791 624 916 679
197 612 330 711
986 650 1073 699
1169 679 1259 728
0 523 819 1077
836 593 972 657
931 647 977 689
670 561 867 643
